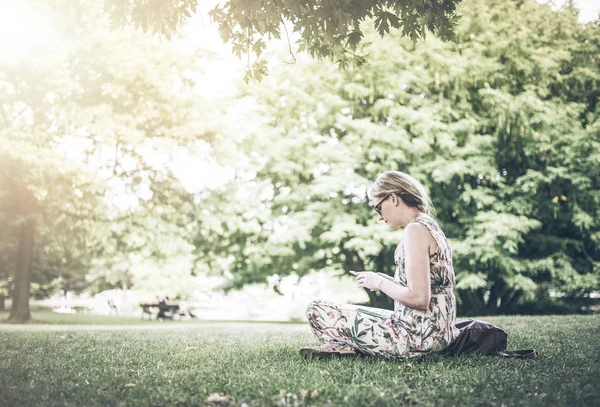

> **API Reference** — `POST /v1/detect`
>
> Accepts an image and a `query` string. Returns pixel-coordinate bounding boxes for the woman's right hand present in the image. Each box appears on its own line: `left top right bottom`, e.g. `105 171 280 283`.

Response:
350 270 394 282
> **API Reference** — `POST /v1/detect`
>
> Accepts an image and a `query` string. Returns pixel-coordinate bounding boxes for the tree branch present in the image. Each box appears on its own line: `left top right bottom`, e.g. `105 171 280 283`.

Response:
274 0 296 65
56 208 135 223
112 135 121 176
0 168 14 186
246 25 251 75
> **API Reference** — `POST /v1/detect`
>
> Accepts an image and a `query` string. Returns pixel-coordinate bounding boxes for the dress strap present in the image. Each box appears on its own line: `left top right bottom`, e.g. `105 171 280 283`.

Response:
409 215 433 224
409 216 448 259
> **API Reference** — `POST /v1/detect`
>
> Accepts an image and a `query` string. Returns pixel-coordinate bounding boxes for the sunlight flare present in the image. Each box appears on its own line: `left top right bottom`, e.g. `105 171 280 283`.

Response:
0 2 60 62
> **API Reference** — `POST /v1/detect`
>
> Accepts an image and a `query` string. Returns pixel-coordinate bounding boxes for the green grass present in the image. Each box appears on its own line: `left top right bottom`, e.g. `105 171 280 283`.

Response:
0 310 154 325
0 311 598 407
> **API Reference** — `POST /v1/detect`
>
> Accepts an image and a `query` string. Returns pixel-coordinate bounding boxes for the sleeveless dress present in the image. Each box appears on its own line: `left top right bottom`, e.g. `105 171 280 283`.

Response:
305 216 459 358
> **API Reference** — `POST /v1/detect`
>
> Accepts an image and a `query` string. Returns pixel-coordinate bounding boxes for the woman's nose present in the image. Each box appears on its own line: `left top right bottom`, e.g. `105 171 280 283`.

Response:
378 213 384 221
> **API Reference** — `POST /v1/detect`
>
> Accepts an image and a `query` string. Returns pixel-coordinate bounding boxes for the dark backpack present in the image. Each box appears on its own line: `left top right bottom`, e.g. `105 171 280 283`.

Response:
441 319 538 359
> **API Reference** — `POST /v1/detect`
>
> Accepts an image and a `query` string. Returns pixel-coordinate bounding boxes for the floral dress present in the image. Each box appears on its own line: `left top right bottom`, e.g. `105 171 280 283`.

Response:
305 216 459 358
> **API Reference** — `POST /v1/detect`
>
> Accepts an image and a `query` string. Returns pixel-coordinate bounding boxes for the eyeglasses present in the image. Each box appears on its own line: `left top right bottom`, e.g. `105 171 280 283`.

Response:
373 193 391 215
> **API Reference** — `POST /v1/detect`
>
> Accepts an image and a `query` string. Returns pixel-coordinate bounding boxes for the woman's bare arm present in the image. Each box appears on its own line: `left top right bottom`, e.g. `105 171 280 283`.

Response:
376 273 395 282
377 223 432 310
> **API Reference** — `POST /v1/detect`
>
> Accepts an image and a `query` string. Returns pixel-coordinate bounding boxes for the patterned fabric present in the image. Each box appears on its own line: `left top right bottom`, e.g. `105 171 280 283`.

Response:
306 300 410 357
305 215 459 358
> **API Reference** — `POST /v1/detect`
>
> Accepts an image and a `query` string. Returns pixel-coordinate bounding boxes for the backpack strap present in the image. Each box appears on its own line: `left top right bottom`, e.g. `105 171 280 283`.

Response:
493 349 538 359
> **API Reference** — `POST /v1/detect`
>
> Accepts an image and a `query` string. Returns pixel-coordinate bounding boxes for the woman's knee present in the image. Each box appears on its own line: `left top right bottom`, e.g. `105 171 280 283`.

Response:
305 299 322 318
306 299 335 320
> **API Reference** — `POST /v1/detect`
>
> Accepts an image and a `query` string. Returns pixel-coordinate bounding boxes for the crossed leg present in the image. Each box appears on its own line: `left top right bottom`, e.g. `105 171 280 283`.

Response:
305 299 410 358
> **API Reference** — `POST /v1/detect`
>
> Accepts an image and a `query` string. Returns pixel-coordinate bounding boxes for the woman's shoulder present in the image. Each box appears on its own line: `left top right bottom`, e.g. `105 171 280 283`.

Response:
407 215 447 248
403 220 433 241
409 215 439 229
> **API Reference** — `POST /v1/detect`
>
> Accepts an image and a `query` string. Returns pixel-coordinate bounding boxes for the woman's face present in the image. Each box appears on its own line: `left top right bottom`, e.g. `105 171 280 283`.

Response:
374 193 414 229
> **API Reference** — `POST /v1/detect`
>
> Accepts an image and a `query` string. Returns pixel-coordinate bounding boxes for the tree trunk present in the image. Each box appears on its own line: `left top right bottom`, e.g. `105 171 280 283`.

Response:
0 295 4 309
500 289 523 312
8 217 36 322
457 288 488 315
486 281 507 312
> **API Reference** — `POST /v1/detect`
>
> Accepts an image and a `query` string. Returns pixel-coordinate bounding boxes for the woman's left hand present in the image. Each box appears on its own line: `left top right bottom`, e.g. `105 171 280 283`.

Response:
353 271 385 291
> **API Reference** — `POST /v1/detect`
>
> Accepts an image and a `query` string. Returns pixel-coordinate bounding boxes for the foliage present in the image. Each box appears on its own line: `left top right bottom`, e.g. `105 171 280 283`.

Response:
2 0 599 317
0 0 232 317
105 0 461 81
191 0 600 313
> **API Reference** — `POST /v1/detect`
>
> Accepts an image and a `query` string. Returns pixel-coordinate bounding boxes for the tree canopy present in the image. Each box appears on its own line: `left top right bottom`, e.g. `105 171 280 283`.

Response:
191 0 600 314
105 0 461 81
1 0 598 321
0 0 236 320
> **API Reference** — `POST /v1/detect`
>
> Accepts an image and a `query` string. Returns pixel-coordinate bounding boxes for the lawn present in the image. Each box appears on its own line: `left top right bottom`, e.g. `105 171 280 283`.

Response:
0 311 598 407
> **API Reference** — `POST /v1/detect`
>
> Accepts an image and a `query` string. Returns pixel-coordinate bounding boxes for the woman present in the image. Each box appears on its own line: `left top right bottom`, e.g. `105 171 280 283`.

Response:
300 171 459 358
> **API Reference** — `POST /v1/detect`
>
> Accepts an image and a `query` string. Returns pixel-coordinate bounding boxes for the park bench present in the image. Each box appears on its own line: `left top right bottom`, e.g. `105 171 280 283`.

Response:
140 303 181 320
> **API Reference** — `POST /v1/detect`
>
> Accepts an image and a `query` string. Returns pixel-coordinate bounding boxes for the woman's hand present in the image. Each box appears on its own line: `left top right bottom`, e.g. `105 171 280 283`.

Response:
350 271 385 291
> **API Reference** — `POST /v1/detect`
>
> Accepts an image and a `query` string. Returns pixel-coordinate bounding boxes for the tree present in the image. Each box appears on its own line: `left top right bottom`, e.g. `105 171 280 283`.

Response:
105 0 461 81
0 214 15 310
191 0 599 313
0 0 226 321
429 0 600 314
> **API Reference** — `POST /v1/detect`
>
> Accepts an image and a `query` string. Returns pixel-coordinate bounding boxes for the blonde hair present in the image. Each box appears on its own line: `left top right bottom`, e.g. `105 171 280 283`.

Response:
368 171 435 215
